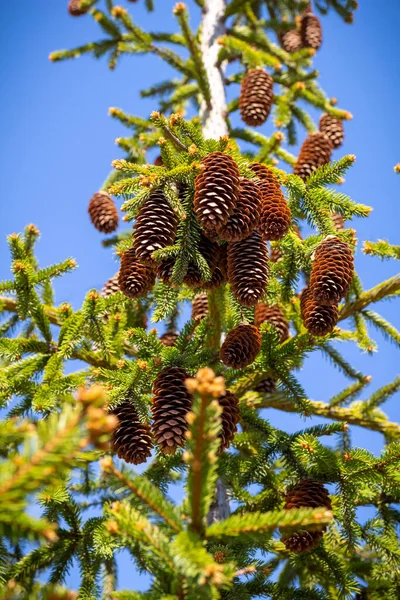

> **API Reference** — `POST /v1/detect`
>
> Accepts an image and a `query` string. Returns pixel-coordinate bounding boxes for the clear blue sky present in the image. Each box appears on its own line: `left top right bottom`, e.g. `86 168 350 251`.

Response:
0 0 399 592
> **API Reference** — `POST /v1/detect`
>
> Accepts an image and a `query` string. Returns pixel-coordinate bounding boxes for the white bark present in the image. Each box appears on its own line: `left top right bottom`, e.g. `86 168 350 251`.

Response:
200 0 229 139
200 0 231 525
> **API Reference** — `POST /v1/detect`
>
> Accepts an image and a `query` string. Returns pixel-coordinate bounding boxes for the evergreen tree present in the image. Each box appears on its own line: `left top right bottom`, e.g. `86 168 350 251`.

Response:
1 1 400 598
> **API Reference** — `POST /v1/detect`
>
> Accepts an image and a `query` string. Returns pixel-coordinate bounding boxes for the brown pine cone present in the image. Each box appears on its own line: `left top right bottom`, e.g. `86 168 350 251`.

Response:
310 237 354 305
154 155 164 166
68 0 88 16
254 377 276 394
300 11 323 51
157 257 175 284
191 293 209 322
216 178 262 242
279 29 302 53
160 331 179 347
111 401 153 465
133 190 178 265
194 152 240 231
184 234 219 288
101 274 120 298
332 212 345 231
88 191 119 234
281 479 331 553
300 287 338 336
239 69 274 127
228 231 269 306
254 304 289 343
118 247 156 299
250 163 291 241
319 113 345 149
151 367 192 455
220 324 261 369
293 133 333 181
217 391 240 451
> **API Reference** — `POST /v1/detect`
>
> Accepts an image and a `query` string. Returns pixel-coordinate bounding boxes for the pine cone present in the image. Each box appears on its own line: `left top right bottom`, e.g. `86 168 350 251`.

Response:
191 293 208 322
101 274 120 298
154 155 164 166
184 234 219 288
216 178 262 242
151 367 192 455
111 401 153 465
279 29 302 53
293 133 333 181
203 245 228 290
133 190 178 265
250 163 291 241
254 377 276 394
239 69 274 127
254 304 289 343
300 287 338 336
220 324 261 369
319 113 345 149
217 391 240 451
332 212 345 231
310 237 354 305
118 247 155 299
228 231 269 306
88 191 119 234
68 0 88 16
194 152 240 231
281 479 331 553
157 257 175 284
300 11 322 51
160 331 179 347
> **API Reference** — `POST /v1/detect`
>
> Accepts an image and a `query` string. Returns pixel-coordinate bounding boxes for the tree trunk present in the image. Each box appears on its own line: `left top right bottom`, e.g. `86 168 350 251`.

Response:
200 0 231 525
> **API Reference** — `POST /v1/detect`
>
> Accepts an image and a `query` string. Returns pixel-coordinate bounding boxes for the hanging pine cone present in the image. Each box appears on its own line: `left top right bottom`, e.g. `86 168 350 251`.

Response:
217 391 240 452
310 237 354 306
293 133 333 181
133 190 178 265
281 479 332 553
239 69 274 127
228 231 269 306
68 0 88 16
254 304 289 343
279 29 302 53
101 274 120 298
254 377 276 394
157 257 175 284
160 331 179 347
220 324 261 369
184 234 219 288
194 152 240 231
151 367 192 455
154 155 164 166
332 212 345 231
250 163 291 241
319 113 345 149
203 245 228 290
191 292 208 322
216 178 262 242
300 8 323 51
111 401 153 465
118 247 156 299
88 191 119 234
300 287 338 336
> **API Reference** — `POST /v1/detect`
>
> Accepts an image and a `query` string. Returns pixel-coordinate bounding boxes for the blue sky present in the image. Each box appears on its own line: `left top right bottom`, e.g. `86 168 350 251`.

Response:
1 0 400 592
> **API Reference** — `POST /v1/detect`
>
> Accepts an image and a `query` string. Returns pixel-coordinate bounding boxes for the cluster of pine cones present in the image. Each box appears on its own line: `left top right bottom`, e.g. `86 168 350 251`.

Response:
280 2 323 54
110 367 240 464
